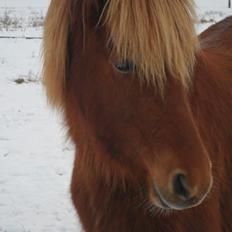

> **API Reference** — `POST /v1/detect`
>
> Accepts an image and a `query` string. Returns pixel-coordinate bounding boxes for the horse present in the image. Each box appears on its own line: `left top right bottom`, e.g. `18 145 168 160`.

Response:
42 0 232 231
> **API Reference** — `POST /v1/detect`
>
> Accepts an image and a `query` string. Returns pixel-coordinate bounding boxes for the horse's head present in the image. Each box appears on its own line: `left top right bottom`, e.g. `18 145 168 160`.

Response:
43 0 213 211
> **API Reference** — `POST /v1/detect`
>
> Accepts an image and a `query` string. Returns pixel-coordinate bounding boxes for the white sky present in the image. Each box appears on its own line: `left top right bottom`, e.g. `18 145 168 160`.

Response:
0 0 229 8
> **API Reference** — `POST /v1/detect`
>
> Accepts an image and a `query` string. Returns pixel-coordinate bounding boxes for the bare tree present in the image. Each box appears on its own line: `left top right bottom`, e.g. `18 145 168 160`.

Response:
229 0 231 8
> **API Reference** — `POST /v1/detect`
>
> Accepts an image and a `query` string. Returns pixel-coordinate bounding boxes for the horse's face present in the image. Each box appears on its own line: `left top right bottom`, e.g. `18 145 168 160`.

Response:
67 4 213 211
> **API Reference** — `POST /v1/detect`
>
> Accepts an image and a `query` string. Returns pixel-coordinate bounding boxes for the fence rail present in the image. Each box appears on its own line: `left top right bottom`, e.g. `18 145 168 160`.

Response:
0 35 42 39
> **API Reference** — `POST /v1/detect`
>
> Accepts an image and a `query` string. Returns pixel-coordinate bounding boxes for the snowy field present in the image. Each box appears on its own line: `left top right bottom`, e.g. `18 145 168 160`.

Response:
0 2 231 232
0 7 46 38
0 39 80 231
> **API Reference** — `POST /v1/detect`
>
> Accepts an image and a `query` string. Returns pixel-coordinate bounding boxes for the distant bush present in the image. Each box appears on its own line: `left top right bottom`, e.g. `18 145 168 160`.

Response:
0 7 45 31
14 78 25 84
14 71 41 84
199 18 215 24
198 11 227 24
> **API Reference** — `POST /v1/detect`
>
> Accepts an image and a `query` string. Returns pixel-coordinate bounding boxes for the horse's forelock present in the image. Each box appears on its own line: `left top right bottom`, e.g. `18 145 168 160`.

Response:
43 0 199 108
43 0 72 108
42 0 106 109
105 0 199 92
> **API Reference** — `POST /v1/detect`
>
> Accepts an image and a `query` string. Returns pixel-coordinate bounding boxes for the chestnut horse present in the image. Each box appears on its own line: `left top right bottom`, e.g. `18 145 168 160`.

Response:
43 0 232 231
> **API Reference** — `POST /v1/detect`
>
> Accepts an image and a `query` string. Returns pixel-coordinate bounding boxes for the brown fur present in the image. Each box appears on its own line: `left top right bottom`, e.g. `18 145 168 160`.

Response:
43 0 232 231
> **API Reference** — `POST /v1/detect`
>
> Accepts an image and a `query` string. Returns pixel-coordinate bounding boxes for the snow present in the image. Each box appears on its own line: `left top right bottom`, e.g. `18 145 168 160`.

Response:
0 3 231 232
0 39 81 231
196 0 229 8
0 0 50 8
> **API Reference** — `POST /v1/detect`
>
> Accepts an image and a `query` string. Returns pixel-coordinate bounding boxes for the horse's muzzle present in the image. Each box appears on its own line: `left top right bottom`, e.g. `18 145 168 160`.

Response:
153 171 213 210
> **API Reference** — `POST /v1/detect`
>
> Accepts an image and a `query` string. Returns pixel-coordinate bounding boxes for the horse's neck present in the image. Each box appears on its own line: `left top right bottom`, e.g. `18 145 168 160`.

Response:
190 18 232 230
199 16 232 56
193 16 232 145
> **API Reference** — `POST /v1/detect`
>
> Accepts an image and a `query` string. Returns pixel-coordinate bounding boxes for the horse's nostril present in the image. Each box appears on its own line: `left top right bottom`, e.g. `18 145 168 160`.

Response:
173 173 190 200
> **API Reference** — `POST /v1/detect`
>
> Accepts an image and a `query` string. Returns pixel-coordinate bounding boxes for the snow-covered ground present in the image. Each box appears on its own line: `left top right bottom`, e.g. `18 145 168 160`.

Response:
0 39 80 231
0 3 231 232
0 7 45 38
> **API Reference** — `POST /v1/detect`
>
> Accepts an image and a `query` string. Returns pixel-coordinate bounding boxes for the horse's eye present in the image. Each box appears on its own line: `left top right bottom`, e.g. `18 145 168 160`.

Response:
114 61 135 73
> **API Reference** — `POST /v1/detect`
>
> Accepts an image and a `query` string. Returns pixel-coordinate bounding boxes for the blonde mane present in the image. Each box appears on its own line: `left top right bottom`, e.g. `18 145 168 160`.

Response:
105 0 199 91
43 0 199 108
43 0 71 108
